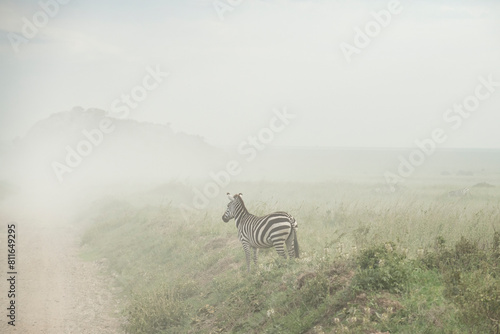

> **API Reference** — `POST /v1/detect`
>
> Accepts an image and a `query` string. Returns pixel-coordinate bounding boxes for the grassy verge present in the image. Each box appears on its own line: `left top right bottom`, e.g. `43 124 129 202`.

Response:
80 181 500 333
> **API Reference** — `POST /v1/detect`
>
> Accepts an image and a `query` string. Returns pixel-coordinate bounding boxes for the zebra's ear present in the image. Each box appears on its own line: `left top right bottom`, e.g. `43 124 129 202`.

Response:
238 193 243 197
227 193 234 201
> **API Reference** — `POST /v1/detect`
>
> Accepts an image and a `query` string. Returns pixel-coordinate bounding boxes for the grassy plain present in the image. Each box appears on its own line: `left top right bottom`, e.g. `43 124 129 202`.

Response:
80 177 500 333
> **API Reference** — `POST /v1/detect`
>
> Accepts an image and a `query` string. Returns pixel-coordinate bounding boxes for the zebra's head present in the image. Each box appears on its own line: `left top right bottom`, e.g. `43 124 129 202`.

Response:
222 192 242 222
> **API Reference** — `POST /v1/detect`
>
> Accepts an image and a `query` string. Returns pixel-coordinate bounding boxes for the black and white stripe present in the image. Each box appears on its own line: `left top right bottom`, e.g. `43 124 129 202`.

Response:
222 193 299 272
448 188 471 197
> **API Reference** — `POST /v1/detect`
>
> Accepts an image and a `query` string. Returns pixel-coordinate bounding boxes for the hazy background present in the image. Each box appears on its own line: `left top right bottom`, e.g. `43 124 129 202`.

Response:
1 4 499 333
1 0 499 148
0 0 499 209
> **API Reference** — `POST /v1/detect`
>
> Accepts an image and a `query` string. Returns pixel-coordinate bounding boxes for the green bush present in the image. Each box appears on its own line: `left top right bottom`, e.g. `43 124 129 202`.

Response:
353 242 410 294
452 269 500 331
297 271 331 307
422 235 500 332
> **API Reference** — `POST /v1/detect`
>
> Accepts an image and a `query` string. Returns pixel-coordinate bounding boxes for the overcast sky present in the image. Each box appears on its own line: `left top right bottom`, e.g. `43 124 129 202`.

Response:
1 0 499 148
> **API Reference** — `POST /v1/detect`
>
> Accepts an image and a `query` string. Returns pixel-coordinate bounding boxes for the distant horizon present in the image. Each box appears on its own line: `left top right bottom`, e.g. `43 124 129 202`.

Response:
2 107 500 151
219 145 500 151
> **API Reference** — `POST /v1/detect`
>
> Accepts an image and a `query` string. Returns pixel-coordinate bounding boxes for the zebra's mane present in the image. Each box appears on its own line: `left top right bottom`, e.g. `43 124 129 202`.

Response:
233 194 249 214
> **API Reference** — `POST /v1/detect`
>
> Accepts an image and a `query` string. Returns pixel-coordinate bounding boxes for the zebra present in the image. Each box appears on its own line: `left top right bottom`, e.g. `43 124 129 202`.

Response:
222 193 299 272
448 188 471 197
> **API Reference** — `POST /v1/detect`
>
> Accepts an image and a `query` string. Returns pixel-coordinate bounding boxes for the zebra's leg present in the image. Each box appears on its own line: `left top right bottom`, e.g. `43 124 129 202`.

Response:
273 239 288 260
242 242 252 272
285 230 295 259
253 247 258 266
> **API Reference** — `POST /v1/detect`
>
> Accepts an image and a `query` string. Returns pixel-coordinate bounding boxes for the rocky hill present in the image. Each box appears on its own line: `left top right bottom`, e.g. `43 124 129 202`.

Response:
1 107 224 189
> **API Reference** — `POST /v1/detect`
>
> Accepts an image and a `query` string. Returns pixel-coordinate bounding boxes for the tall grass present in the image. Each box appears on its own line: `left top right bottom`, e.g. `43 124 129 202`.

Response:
80 180 500 333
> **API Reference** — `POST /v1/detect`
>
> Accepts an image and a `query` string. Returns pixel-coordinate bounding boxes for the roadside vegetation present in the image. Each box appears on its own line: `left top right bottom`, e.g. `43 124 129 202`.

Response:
80 179 500 333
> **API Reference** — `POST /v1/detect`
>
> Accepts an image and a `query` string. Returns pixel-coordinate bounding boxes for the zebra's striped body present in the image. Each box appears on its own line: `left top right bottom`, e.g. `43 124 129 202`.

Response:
448 188 471 197
222 193 299 272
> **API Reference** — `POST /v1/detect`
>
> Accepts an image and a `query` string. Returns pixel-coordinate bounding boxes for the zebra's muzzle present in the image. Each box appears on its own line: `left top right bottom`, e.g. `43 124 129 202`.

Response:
222 215 230 223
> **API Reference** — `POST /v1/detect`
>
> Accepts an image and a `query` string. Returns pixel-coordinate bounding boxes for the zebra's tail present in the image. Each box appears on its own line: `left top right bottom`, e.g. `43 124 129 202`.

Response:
293 229 300 258
290 217 299 258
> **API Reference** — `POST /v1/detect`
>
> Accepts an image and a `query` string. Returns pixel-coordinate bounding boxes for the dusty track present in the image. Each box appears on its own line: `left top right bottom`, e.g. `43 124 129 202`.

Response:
1 202 124 334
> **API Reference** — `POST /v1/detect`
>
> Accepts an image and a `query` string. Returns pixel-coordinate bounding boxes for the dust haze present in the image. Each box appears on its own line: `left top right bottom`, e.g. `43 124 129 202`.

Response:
1 0 500 212
1 104 500 218
0 0 498 259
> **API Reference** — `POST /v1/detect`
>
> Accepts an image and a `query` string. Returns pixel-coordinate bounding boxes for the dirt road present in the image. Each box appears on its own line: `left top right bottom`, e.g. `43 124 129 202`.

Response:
1 203 124 334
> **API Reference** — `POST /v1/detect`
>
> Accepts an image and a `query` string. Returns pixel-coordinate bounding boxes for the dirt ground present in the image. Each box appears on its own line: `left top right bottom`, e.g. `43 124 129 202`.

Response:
1 197 124 334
